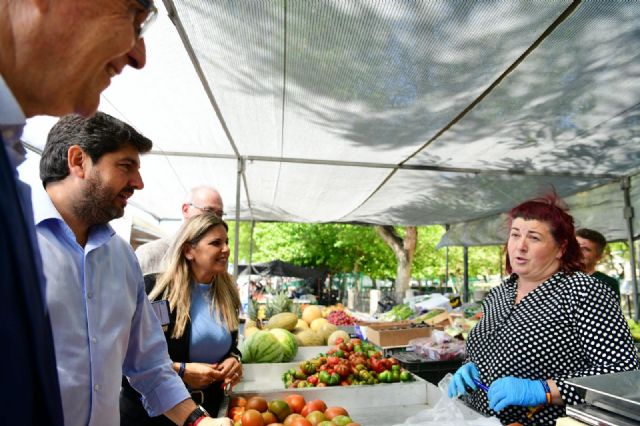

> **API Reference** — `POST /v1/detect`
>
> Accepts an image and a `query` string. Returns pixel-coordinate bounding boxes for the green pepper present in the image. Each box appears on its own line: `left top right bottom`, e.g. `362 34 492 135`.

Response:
319 370 331 385
391 369 401 382
378 370 390 383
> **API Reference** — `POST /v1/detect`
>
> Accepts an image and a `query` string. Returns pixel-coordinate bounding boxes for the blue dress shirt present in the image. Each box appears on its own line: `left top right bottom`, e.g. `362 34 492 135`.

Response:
32 184 190 426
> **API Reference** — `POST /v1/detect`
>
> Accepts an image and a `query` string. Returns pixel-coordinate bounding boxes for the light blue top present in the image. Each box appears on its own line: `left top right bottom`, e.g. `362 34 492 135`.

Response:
32 184 190 426
189 282 232 363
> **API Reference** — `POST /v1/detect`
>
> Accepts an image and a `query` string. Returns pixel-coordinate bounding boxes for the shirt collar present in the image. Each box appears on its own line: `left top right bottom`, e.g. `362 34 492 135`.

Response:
0 74 28 168
32 183 116 250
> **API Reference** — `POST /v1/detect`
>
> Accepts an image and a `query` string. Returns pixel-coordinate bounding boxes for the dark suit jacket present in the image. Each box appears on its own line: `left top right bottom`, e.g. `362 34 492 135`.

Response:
120 275 241 424
0 138 64 424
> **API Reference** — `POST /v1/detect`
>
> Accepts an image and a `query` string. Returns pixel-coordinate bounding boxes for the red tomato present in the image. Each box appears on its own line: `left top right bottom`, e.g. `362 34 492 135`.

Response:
262 411 278 425
301 400 327 417
285 394 306 414
283 414 304 426
230 407 245 421
305 411 327 426
246 397 269 413
324 407 348 420
231 396 248 408
290 418 312 426
242 409 265 426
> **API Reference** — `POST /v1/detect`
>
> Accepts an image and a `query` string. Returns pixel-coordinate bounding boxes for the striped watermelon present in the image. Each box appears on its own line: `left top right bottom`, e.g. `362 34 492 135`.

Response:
268 328 298 362
240 330 284 363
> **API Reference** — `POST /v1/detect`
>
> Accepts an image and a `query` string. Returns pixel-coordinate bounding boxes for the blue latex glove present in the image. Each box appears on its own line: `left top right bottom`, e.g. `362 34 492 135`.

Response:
448 362 480 398
488 377 546 412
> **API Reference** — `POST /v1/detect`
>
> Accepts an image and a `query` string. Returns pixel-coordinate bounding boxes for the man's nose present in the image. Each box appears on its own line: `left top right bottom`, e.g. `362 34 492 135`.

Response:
127 38 146 70
131 171 144 190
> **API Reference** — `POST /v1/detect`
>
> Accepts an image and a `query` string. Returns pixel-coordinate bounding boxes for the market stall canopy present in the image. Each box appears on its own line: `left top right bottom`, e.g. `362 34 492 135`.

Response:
21 1 640 246
238 260 328 285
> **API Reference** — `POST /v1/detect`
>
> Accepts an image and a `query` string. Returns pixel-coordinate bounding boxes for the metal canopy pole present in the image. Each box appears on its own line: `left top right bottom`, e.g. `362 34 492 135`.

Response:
463 246 469 303
232 157 245 281
445 224 450 290
249 220 255 267
621 178 639 321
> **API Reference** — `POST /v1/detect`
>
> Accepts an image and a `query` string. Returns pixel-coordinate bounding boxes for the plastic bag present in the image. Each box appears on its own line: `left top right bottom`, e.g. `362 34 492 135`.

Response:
408 331 466 361
391 374 501 426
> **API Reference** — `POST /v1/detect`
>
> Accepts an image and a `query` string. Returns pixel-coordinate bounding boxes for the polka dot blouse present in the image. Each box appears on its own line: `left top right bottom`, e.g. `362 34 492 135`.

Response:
464 271 640 425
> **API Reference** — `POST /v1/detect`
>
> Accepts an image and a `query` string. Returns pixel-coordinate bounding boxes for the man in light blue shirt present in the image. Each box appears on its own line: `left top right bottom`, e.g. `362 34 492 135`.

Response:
34 112 231 426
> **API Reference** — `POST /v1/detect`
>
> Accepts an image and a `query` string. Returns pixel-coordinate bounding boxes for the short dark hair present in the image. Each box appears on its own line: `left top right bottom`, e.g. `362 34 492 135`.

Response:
40 112 152 187
505 192 584 274
576 228 607 255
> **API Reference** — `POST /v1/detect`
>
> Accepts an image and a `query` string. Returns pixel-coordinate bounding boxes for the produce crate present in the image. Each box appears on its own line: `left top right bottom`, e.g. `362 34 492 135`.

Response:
234 361 429 405
365 322 432 347
392 351 463 385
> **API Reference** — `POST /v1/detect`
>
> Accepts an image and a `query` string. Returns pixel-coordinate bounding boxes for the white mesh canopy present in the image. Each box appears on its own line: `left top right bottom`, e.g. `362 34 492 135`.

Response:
22 1 640 246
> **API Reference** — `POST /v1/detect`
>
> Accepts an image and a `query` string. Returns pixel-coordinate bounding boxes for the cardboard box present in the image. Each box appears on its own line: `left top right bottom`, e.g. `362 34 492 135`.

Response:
422 311 452 329
366 321 432 347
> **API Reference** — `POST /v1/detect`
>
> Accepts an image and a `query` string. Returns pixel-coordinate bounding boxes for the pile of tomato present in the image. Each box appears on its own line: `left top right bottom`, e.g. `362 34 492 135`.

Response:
228 394 360 426
282 338 413 388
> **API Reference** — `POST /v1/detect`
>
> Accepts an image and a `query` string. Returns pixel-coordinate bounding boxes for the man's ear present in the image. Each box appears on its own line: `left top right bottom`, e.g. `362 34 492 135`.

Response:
67 145 88 179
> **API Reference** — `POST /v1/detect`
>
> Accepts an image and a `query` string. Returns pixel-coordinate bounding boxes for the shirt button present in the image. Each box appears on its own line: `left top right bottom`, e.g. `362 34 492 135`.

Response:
91 337 97 344
94 384 100 391
87 292 93 299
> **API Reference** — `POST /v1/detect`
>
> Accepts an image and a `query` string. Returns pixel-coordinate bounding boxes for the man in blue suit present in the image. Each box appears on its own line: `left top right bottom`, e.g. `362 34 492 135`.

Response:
0 0 155 422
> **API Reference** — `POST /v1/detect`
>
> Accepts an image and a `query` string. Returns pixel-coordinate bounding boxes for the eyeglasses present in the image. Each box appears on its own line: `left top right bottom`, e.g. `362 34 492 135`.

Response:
189 203 225 217
134 0 158 39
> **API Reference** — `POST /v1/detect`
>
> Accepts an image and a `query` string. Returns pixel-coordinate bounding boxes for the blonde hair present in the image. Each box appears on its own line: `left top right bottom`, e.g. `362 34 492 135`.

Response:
149 213 240 338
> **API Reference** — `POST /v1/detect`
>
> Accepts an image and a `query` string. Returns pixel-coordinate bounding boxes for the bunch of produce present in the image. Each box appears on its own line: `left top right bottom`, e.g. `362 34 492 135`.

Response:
413 309 446 324
228 394 360 426
443 317 479 340
627 318 640 342
292 306 353 347
245 292 302 332
378 303 414 321
282 338 413 388
325 310 356 326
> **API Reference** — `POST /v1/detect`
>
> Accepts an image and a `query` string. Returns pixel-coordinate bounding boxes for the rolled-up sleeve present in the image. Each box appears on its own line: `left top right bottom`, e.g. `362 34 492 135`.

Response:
122 278 190 417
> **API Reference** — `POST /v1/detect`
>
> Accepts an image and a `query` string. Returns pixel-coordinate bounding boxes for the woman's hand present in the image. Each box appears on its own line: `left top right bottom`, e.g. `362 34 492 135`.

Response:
181 362 219 389
448 362 480 398
214 356 243 386
487 377 547 412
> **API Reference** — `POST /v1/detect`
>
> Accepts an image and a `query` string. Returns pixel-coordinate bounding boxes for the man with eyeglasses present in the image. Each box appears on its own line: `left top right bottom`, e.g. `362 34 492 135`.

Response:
0 0 154 423
136 186 225 277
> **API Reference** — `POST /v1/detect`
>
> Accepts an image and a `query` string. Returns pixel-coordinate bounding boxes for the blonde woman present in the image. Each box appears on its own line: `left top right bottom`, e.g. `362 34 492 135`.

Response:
121 213 242 424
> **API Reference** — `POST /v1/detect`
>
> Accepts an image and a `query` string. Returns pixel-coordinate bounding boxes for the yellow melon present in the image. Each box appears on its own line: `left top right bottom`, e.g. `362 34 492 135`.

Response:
310 317 329 332
302 305 323 325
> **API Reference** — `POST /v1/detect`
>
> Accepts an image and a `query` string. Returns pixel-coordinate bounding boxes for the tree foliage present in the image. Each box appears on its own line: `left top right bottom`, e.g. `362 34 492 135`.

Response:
228 221 504 282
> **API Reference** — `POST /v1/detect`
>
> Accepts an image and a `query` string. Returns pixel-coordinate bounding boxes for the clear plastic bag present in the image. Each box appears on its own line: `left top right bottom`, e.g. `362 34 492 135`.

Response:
408 330 466 361
391 374 501 426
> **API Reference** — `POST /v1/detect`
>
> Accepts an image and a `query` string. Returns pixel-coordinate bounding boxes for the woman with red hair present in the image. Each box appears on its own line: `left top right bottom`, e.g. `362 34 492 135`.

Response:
449 193 639 425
